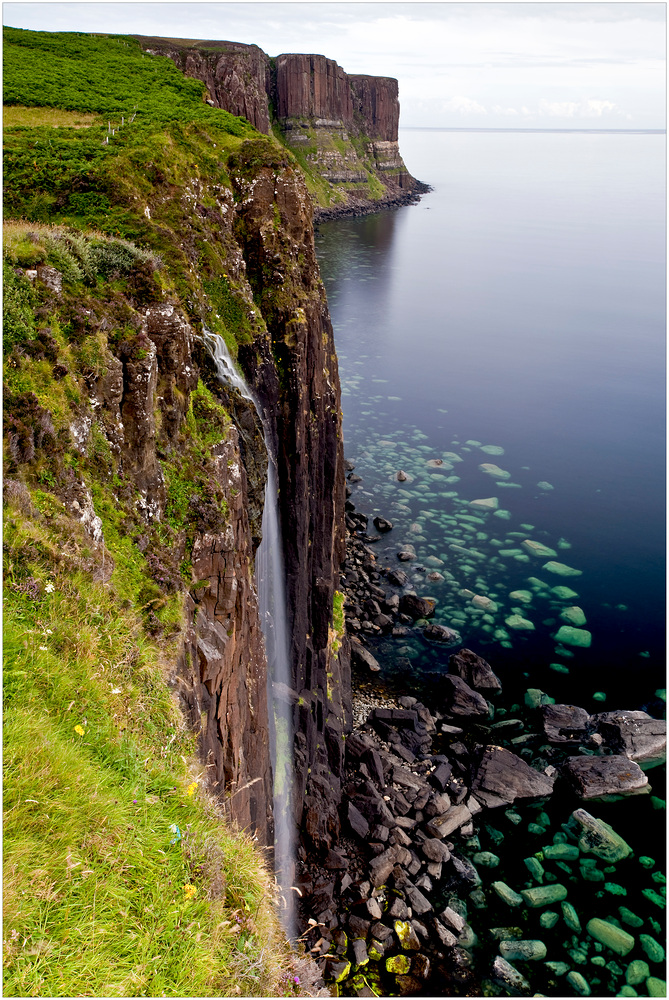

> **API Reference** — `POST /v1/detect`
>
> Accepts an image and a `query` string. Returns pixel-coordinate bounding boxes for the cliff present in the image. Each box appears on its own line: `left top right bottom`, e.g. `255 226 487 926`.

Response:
3 26 355 993
134 35 427 219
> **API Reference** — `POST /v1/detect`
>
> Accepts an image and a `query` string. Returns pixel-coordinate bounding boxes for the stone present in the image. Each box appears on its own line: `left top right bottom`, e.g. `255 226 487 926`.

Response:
520 884 568 907
543 561 583 577
554 625 592 647
492 882 524 907
544 844 580 861
479 463 511 479
351 938 369 967
618 907 643 929
369 848 401 888
525 857 545 882
347 802 369 840
551 585 579 599
348 914 371 939
560 606 587 626
433 920 457 947
510 589 533 604
469 497 499 511
586 918 635 957
366 897 383 921
473 851 500 868
561 755 649 799
562 901 582 932
350 639 381 673
490 956 531 994
423 622 461 645
385 954 411 974
448 647 502 692
626 960 650 985
542 703 591 744
399 594 435 619
373 516 393 533
505 614 535 630
471 745 555 809
566 970 591 996
394 920 421 950
539 911 559 930
440 906 466 934
572 809 632 862
639 934 665 964
405 884 432 916
422 838 451 863
500 939 547 961
647 978 667 996
522 539 557 559
545 961 569 975
441 675 489 717
593 710 666 766
425 804 472 839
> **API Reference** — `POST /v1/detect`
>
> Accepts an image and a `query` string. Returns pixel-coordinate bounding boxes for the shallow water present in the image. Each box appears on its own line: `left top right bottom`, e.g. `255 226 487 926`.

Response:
316 129 666 711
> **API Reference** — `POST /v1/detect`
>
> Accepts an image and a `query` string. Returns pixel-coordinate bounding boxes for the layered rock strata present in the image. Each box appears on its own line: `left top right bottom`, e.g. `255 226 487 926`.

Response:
134 36 427 219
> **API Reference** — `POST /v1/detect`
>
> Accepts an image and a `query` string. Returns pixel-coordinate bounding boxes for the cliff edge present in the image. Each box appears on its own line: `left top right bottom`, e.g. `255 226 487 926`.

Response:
134 35 427 219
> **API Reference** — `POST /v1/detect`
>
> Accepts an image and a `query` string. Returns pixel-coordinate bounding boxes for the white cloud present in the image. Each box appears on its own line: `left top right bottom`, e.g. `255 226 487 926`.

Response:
442 96 488 116
538 98 622 118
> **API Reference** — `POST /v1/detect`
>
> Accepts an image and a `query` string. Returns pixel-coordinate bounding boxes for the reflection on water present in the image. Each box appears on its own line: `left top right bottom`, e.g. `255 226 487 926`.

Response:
316 129 665 708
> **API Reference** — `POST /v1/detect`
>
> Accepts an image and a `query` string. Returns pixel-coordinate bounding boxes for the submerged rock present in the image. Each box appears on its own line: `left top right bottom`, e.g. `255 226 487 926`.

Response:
505 614 535 631
479 462 511 480
572 809 632 862
522 539 557 559
586 917 635 957
553 624 592 647
500 939 547 961
559 605 587 626
543 561 583 577
469 497 499 511
441 675 489 717
520 884 568 908
423 623 461 645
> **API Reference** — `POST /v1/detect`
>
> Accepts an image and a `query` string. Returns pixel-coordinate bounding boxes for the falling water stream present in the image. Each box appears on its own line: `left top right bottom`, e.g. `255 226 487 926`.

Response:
203 329 296 939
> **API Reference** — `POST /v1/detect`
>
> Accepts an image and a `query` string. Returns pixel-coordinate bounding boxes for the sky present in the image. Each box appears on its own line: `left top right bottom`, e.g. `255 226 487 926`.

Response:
3 2 667 129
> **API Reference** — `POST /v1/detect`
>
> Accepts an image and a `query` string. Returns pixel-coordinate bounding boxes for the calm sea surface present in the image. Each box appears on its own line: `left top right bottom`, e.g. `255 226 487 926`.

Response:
316 129 666 709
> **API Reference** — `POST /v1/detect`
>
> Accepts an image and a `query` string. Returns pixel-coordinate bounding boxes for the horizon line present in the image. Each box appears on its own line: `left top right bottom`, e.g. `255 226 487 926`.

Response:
399 126 666 134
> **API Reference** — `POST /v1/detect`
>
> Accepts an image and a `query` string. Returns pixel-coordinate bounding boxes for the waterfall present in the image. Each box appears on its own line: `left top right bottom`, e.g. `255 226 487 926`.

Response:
202 329 296 939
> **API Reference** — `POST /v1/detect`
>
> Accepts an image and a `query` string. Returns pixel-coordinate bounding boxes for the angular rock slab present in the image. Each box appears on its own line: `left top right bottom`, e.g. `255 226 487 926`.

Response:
490 955 531 995
561 755 649 799
543 560 583 577
593 710 666 766
571 808 632 862
542 703 592 744
471 746 555 808
449 647 502 692
441 674 490 717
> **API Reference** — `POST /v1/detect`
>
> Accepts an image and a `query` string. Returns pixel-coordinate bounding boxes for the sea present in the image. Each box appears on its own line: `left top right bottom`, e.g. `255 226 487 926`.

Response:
315 132 666 996
315 128 666 714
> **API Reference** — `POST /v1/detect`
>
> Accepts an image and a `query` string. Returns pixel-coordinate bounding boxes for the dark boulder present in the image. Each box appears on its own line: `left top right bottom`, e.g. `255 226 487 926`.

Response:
593 710 666 765
471 745 555 808
449 648 501 691
399 594 435 619
424 623 461 644
541 703 592 744
373 516 393 533
561 754 649 799
441 675 489 717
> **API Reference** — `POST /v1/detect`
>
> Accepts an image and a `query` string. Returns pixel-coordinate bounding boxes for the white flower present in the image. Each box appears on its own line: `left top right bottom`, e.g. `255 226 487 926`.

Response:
44 582 55 594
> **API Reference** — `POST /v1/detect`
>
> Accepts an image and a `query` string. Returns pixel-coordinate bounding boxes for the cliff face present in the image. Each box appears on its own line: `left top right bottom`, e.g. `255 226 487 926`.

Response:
134 35 426 219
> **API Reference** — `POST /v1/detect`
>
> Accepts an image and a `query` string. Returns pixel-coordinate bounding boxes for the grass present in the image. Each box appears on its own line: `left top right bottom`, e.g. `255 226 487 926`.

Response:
3 502 295 997
3 105 101 128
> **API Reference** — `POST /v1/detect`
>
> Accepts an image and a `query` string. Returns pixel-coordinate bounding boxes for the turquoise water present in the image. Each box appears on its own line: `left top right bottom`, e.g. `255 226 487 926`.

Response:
316 129 666 711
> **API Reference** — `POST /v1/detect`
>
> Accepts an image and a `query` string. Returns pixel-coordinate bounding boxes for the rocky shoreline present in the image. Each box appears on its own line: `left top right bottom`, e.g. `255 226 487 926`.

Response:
313 182 431 225
295 487 666 998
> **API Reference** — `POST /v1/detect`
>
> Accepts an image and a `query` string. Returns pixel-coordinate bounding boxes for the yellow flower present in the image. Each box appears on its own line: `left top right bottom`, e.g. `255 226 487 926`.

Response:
186 781 198 797
74 725 85 736
184 883 197 899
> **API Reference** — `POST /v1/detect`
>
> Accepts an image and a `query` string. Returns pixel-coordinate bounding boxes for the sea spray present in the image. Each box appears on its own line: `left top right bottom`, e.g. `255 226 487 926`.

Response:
202 328 296 938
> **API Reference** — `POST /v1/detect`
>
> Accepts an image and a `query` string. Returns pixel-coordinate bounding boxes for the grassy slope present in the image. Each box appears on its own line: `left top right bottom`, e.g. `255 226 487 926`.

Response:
3 28 323 998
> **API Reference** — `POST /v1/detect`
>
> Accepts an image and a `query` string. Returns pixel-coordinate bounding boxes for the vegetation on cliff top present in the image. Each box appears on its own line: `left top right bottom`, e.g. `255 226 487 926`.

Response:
3 26 332 996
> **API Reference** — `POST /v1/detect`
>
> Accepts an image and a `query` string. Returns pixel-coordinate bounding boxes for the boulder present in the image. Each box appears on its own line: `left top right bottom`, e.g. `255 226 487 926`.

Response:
449 648 502 692
541 703 591 744
593 710 666 765
561 755 649 799
424 622 461 644
399 594 435 619
350 639 381 673
425 804 472 839
441 675 489 717
471 746 555 808
571 808 632 863
373 516 393 533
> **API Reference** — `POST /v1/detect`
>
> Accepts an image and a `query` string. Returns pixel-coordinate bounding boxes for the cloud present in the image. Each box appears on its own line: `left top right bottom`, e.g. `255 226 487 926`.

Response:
538 98 621 118
442 96 488 116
